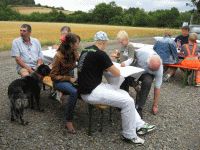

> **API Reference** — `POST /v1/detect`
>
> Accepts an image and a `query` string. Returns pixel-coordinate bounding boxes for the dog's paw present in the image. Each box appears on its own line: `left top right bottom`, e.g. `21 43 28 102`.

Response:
38 108 45 112
22 121 29 126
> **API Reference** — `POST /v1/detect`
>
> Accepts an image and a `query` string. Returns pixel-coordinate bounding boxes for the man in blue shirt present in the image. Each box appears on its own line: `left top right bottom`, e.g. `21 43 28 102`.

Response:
11 24 43 77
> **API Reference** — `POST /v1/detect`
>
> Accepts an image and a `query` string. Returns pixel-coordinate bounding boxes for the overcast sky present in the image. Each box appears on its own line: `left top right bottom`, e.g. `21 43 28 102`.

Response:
35 0 194 12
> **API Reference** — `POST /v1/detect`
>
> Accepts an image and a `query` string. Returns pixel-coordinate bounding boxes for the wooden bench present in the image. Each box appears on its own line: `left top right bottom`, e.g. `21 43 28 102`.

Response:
164 64 199 86
42 76 112 136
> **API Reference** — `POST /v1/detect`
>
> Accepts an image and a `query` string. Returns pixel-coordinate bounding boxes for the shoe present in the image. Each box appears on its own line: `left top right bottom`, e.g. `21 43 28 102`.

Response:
137 107 143 119
195 83 200 87
163 74 171 82
122 136 145 145
137 123 156 135
55 91 63 103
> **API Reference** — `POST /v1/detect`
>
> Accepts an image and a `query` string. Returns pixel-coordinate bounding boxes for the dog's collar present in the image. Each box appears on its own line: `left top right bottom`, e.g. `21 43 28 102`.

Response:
30 72 44 81
35 72 45 80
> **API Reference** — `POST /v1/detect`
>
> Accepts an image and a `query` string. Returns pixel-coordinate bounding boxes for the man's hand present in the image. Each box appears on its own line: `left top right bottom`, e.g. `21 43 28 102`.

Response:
69 77 76 83
110 49 120 58
27 67 34 73
121 62 125 67
37 59 43 66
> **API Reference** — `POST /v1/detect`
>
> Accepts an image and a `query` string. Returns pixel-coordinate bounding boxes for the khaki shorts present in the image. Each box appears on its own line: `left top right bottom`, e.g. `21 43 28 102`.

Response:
18 68 30 76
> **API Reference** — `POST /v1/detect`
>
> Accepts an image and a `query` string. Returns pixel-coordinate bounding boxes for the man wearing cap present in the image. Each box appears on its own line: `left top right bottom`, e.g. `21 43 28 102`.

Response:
78 31 156 145
11 24 43 77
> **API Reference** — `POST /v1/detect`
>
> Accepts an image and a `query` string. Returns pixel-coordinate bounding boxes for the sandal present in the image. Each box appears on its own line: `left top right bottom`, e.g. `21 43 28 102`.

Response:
65 122 76 134
66 128 76 134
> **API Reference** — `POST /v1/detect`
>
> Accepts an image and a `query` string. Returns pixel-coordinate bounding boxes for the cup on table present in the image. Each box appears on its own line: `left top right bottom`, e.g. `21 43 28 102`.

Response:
48 46 52 50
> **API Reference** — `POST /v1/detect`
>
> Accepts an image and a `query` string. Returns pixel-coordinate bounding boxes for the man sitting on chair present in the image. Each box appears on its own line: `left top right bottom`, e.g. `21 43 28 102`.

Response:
11 24 43 77
78 31 156 145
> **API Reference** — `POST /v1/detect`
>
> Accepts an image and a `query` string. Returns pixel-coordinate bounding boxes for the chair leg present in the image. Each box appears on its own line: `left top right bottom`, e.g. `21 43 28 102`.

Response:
88 104 93 136
43 84 46 91
183 70 189 87
191 70 195 86
99 109 104 132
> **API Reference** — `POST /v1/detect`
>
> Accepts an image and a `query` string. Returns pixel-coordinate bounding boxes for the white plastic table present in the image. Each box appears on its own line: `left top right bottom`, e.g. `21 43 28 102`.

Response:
42 48 57 64
104 62 144 89
42 43 153 64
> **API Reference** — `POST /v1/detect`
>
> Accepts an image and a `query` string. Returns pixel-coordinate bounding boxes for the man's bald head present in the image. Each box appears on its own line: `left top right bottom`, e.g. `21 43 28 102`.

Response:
148 55 161 71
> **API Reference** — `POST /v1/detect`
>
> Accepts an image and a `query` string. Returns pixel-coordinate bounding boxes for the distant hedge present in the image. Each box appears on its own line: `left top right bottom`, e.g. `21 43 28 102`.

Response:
0 1 198 28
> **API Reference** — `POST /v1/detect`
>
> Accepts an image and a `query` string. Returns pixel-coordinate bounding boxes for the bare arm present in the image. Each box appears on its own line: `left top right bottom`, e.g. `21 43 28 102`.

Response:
106 65 120 77
15 56 34 73
153 87 160 107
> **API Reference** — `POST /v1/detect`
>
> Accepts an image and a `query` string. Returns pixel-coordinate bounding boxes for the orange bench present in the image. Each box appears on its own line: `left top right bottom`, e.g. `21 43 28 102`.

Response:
164 63 199 86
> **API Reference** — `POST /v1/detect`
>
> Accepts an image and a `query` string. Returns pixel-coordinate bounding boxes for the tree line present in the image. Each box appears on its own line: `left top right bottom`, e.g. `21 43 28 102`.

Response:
0 1 199 28
0 0 35 6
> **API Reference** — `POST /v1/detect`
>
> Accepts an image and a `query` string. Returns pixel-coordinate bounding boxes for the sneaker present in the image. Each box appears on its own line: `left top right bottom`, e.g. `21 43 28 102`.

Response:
195 83 200 87
163 74 171 82
55 91 63 103
122 136 145 145
137 123 156 135
136 107 143 119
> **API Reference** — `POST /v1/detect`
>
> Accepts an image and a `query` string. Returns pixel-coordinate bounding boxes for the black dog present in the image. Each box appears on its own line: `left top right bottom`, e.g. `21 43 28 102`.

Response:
8 64 51 125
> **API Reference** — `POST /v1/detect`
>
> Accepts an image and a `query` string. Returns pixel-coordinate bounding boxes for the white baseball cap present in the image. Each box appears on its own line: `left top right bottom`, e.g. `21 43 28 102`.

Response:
94 31 109 41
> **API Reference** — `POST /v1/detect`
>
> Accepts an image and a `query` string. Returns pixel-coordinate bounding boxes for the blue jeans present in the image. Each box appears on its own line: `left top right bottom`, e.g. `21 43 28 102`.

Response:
54 81 78 121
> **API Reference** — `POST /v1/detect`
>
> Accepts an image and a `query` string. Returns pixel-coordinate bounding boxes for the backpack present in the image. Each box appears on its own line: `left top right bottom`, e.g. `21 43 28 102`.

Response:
181 43 200 68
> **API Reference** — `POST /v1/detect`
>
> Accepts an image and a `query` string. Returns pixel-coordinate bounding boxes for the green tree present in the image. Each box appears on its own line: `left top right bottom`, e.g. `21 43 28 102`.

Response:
149 8 180 27
92 1 123 24
6 0 35 5
191 0 200 13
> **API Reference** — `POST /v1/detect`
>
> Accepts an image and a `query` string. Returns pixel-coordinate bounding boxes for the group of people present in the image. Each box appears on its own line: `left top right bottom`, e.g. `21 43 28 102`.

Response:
154 25 200 85
11 23 199 145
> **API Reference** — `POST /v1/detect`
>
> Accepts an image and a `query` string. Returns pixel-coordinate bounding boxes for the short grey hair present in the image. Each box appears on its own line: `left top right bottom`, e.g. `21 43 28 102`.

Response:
21 24 32 32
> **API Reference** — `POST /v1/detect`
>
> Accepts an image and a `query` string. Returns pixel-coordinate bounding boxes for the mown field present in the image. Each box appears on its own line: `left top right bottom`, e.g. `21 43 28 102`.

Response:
0 21 180 51
12 6 72 15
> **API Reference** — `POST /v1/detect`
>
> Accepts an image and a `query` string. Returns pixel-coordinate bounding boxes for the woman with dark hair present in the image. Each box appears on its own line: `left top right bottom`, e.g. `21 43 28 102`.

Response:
50 33 80 134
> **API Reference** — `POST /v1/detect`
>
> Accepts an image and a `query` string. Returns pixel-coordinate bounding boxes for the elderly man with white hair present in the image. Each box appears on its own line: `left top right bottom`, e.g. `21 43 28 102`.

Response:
134 46 163 118
78 31 156 145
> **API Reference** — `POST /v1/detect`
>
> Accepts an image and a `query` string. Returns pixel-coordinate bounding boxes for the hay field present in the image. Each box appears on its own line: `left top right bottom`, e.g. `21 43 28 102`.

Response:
12 6 72 15
0 21 180 51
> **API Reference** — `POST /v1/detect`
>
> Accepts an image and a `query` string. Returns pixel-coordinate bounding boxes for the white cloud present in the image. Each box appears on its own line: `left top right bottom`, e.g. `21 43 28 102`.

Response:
34 0 193 12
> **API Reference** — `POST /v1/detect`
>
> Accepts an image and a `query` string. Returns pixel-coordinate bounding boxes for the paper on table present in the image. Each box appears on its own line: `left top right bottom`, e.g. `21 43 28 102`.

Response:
104 62 144 89
113 62 144 78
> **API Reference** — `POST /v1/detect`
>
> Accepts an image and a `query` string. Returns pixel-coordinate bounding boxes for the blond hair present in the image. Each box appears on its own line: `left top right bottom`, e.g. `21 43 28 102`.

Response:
189 33 198 43
116 30 129 40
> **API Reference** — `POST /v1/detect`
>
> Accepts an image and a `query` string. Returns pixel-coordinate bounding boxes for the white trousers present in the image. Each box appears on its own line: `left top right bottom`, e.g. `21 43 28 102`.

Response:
81 83 145 139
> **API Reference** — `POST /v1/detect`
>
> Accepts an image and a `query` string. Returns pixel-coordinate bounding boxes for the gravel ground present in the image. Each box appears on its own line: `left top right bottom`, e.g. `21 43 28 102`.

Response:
0 37 199 150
